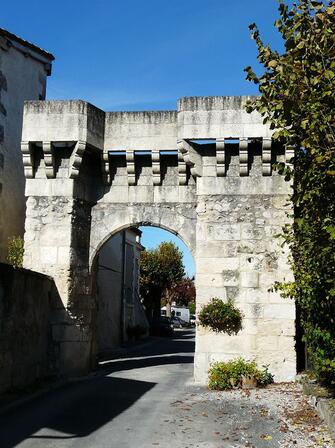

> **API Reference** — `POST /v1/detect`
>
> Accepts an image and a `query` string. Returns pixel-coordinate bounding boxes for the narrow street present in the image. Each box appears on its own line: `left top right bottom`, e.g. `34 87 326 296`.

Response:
0 330 333 448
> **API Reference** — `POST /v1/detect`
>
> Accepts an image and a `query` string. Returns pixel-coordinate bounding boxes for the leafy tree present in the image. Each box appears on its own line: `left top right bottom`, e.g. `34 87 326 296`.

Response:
140 242 185 320
245 0 335 384
162 277 196 310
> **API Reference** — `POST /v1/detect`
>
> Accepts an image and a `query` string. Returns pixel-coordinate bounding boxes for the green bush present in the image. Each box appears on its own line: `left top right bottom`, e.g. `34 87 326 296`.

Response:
208 358 274 390
198 298 243 335
7 236 24 268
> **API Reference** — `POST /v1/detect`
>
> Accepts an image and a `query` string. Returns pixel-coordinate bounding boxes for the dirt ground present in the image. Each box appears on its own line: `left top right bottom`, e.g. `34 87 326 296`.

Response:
164 382 334 448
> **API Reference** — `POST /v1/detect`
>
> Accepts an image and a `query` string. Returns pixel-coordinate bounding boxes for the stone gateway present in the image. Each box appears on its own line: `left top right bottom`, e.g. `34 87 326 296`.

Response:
21 96 296 384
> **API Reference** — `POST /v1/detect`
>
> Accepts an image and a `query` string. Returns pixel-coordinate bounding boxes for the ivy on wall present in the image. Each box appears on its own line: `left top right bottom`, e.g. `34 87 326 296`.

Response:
245 0 335 384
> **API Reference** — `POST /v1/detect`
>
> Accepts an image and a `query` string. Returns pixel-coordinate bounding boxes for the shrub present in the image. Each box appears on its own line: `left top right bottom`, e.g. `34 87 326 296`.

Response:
7 236 24 268
208 358 274 390
198 298 243 335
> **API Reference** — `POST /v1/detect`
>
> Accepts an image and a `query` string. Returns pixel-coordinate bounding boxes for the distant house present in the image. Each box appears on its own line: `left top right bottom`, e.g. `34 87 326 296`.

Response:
96 227 149 356
0 28 54 261
161 305 190 323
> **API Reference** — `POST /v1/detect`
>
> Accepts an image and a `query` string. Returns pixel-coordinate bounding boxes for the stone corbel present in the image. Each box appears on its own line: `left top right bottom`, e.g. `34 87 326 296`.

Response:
69 140 87 179
126 149 136 186
101 149 110 185
177 139 203 177
21 141 34 178
216 138 226 176
152 150 161 186
42 141 55 178
239 138 249 176
262 138 272 176
178 149 187 186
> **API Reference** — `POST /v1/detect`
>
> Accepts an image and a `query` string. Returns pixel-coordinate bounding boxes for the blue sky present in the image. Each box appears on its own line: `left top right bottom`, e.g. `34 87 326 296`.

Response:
2 0 286 275
2 0 284 111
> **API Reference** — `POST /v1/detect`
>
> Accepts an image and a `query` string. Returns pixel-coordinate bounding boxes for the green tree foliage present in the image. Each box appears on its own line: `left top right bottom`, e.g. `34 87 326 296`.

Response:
245 0 335 384
140 242 185 319
7 236 24 268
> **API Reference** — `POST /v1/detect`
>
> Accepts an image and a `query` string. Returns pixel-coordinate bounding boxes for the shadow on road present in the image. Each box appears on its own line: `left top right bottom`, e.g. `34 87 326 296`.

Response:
0 329 195 448
100 354 194 374
99 329 195 361
0 376 155 448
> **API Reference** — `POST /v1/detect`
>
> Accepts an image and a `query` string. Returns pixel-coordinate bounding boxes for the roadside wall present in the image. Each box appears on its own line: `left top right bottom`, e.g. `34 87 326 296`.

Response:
0 263 59 394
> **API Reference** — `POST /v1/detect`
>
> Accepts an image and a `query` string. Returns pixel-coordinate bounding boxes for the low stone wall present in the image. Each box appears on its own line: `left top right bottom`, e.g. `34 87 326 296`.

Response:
0 263 60 394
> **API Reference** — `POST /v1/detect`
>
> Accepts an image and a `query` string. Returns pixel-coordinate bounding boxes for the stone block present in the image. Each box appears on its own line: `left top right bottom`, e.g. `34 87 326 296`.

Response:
213 224 241 241
104 186 129 203
239 287 264 303
196 273 226 288
193 352 208 384
241 224 263 240
202 165 217 177
240 303 264 319
196 286 227 303
129 186 154 203
57 247 71 265
256 335 279 351
263 303 295 320
40 246 57 264
222 270 239 286
240 271 259 288
277 335 296 352
197 257 239 273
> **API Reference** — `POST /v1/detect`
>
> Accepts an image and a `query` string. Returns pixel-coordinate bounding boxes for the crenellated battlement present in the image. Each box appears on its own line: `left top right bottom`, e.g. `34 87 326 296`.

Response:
21 96 293 186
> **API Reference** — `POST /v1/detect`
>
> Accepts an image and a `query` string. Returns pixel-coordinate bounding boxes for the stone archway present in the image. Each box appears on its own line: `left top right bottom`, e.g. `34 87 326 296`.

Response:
91 222 195 361
89 213 196 271
21 96 297 383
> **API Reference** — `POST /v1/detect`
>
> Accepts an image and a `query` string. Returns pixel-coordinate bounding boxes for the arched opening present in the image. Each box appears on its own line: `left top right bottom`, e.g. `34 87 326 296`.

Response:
91 224 196 366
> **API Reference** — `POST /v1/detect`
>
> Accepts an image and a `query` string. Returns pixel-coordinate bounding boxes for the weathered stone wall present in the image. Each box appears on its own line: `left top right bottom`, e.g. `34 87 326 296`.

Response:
0 30 53 261
194 158 295 383
0 263 59 394
21 96 296 384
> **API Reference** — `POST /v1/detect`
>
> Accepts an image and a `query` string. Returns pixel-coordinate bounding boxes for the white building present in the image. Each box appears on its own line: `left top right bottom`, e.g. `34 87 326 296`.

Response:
0 28 54 261
96 227 149 356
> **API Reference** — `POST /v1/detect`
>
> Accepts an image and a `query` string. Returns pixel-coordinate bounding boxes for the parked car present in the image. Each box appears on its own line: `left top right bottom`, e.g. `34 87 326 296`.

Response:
151 317 174 337
171 316 189 328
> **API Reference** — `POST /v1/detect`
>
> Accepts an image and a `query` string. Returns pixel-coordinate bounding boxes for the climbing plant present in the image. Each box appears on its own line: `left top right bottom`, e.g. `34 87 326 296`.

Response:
245 0 335 384
7 236 24 268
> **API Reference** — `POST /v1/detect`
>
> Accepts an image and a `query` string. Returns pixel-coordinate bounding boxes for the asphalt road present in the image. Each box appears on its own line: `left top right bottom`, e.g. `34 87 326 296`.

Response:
1 330 332 448
0 329 197 448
